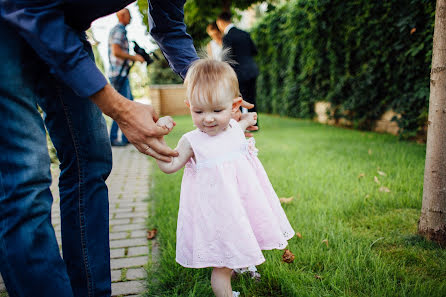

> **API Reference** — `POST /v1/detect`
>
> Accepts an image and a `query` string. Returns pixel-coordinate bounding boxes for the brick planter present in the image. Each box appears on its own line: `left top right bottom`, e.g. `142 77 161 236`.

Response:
148 84 189 116
314 101 400 135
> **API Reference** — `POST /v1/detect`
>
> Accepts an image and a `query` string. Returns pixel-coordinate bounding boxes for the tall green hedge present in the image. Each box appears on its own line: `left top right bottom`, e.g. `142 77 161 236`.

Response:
252 0 435 138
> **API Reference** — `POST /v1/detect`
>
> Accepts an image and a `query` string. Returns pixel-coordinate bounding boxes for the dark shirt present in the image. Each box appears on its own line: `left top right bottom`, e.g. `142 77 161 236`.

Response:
0 0 198 98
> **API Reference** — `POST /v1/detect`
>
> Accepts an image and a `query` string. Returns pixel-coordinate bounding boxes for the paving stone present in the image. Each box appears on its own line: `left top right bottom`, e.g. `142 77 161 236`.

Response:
109 218 131 225
109 207 133 214
110 248 125 258
114 212 147 219
132 217 146 224
110 232 128 240
111 270 122 282
111 256 148 269
111 280 145 296
131 230 147 238
126 268 147 280
112 224 146 232
128 246 149 257
0 274 6 296
116 202 148 208
110 238 147 248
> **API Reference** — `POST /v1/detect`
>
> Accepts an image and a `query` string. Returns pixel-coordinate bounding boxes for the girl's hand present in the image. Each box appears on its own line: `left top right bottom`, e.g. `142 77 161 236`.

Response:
156 116 176 132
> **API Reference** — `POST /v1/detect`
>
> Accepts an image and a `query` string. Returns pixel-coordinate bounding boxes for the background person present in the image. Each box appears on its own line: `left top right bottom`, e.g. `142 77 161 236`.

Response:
217 12 259 128
108 8 145 146
206 22 223 60
0 1 198 296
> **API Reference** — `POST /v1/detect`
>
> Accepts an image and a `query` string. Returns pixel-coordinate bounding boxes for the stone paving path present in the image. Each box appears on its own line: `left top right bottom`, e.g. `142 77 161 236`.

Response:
0 145 152 297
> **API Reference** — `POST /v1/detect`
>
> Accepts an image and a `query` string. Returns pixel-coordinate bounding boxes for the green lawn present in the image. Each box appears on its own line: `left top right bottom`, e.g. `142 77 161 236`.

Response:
144 115 445 297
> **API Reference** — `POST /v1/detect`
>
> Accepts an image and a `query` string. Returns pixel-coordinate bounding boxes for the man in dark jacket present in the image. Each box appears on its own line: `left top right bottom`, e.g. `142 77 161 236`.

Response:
0 1 198 296
217 12 259 126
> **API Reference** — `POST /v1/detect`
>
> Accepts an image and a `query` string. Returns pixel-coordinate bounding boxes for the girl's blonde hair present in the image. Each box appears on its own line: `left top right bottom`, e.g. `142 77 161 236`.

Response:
184 59 239 106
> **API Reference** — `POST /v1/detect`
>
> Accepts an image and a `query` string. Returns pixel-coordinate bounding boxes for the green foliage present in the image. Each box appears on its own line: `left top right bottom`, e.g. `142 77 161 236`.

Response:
252 0 435 138
146 115 445 297
147 49 183 85
137 0 278 48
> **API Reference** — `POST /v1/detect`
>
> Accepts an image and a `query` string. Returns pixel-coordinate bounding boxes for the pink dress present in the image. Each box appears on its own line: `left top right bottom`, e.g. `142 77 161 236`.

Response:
176 119 295 269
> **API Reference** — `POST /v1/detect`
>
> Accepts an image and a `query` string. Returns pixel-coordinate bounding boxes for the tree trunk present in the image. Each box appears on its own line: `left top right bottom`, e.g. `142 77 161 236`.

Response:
418 0 446 248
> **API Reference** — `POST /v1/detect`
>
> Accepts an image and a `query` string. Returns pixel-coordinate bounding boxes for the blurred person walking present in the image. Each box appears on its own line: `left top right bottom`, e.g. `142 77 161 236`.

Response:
108 8 145 146
206 22 223 60
217 12 259 127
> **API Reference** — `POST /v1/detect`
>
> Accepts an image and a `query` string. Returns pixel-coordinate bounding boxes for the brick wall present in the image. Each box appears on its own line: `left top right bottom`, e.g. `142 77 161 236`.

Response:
148 84 189 116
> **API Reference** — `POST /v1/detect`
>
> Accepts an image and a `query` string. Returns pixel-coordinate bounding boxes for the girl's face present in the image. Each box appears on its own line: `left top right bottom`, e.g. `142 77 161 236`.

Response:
188 99 233 136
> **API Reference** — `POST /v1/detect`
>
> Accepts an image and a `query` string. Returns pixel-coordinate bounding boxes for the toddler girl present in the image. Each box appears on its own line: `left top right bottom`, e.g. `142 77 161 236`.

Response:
156 59 294 297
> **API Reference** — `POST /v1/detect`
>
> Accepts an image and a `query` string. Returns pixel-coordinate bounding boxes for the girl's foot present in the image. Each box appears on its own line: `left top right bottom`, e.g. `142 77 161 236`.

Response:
233 266 261 281
233 291 240 297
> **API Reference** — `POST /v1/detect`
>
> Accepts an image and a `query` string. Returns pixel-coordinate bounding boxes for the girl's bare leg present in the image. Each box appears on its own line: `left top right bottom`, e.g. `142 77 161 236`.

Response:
211 267 233 297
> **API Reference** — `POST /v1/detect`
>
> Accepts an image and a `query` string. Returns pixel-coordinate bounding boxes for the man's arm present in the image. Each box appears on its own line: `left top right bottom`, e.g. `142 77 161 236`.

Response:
110 28 144 62
90 85 178 161
112 44 144 62
1 0 106 98
148 0 199 79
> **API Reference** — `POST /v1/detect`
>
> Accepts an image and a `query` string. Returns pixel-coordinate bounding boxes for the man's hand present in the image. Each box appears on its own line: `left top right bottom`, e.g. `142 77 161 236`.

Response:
90 85 178 161
112 44 145 63
132 54 145 63
232 99 258 137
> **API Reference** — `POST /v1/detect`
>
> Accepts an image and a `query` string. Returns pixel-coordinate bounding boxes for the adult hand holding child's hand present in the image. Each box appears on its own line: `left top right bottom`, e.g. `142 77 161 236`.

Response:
232 98 258 137
241 112 257 127
156 116 176 131
90 85 178 162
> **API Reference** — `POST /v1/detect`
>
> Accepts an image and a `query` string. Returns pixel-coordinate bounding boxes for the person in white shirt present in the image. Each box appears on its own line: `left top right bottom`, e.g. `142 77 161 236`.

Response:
206 22 223 60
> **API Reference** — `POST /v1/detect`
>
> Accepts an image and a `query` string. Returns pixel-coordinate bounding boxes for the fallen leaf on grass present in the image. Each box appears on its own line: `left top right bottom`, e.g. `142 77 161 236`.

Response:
368 149 373 155
314 274 323 280
377 170 387 176
147 228 158 240
296 232 302 238
379 186 391 193
358 173 365 179
322 239 329 247
374 176 380 184
279 197 294 204
282 249 295 263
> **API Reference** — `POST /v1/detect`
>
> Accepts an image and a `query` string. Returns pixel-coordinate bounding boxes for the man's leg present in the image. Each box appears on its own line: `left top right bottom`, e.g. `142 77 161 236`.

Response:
38 32 113 297
118 78 134 144
110 77 133 144
239 78 259 127
0 20 74 297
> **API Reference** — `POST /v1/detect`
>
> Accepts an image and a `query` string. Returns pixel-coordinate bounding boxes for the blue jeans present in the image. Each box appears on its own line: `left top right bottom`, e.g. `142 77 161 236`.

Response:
109 77 134 143
0 20 112 297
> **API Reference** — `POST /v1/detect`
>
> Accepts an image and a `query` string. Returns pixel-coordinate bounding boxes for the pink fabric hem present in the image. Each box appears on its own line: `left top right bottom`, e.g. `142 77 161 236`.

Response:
176 258 266 269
